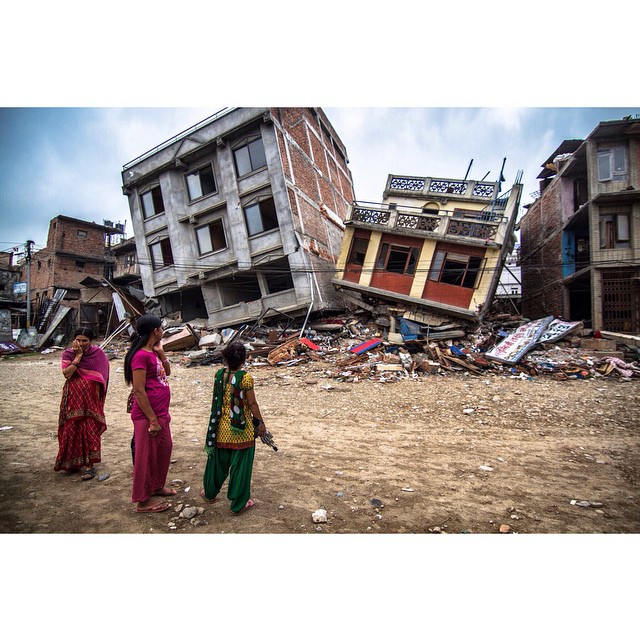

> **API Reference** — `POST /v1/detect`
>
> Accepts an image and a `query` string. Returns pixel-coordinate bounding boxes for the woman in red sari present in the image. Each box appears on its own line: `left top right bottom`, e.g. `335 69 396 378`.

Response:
54 327 110 480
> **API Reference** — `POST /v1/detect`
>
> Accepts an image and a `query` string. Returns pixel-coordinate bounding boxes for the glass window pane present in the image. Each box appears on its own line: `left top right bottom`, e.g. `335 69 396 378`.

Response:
245 203 263 236
248 138 267 171
613 146 627 172
151 243 163 268
196 226 212 254
597 152 611 181
234 146 252 177
428 251 444 281
617 214 630 241
187 173 202 200
376 243 389 269
142 191 154 218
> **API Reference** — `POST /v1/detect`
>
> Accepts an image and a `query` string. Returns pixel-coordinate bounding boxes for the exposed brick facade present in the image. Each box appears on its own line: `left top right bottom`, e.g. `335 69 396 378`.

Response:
519 178 566 318
24 216 112 326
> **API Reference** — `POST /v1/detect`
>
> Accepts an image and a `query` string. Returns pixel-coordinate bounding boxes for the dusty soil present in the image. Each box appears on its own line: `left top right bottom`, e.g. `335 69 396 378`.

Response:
1 349 639 534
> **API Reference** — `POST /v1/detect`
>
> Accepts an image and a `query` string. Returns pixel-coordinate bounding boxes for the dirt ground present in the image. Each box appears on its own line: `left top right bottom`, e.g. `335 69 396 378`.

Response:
1 348 639 535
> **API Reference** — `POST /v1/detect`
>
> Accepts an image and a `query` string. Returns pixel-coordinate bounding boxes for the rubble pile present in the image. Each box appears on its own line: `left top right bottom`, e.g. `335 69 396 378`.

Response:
153 312 640 382
7 310 639 382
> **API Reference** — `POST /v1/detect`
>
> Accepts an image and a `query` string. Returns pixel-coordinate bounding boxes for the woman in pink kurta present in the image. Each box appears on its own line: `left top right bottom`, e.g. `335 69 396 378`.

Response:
124 315 176 513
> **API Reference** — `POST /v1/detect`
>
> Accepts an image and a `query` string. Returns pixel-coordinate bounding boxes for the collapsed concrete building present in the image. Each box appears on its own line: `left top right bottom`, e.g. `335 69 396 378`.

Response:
121 108 355 328
332 172 523 325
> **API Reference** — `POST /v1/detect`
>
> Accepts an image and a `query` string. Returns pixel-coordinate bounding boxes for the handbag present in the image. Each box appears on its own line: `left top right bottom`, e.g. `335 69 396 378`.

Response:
126 390 134 413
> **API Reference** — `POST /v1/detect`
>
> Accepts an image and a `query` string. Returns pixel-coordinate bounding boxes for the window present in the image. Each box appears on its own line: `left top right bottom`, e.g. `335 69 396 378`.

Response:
195 219 227 255
262 258 295 294
234 137 267 177
150 238 174 269
597 146 627 181
141 185 165 219
376 243 420 275
428 250 482 288
347 237 369 265
75 260 85 269
77 229 88 238
124 254 136 267
244 197 278 236
186 164 217 200
600 207 631 249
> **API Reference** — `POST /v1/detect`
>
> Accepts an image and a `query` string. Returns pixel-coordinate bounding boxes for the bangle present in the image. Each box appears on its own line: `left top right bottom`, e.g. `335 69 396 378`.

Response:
72 360 81 366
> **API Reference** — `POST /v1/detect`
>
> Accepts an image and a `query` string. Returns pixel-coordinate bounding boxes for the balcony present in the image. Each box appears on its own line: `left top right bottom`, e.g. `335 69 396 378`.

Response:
347 201 507 244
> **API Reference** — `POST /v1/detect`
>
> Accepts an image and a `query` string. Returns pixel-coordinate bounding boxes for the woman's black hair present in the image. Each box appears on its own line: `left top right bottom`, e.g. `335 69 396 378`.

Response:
74 326 96 340
123 314 163 385
222 341 246 370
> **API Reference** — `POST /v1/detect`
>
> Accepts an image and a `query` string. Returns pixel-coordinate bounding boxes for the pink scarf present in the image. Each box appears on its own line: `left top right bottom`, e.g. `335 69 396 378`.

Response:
61 344 110 392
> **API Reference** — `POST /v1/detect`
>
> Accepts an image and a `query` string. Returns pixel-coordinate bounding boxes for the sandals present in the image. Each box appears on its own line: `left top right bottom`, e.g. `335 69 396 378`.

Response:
80 467 96 481
200 489 217 503
135 502 171 513
231 499 255 516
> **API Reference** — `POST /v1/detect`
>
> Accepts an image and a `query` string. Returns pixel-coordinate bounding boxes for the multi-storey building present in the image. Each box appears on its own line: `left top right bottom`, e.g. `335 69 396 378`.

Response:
519 116 640 332
25 215 120 333
121 108 355 327
332 173 522 322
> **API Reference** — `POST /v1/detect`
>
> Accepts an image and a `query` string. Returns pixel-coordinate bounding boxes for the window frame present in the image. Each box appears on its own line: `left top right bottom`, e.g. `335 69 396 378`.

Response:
597 145 628 182
243 196 279 237
140 184 165 219
233 136 267 178
194 218 227 256
428 250 483 289
185 163 217 202
149 237 174 270
347 236 369 265
599 210 631 249
375 242 420 275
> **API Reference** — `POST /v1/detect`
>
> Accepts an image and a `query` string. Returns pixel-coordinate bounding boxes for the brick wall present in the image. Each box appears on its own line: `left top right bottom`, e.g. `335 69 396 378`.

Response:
273 108 355 263
519 179 566 318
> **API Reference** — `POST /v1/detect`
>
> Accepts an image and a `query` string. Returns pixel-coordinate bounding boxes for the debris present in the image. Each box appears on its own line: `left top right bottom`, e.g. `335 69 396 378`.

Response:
312 509 328 523
499 524 511 533
97 473 110 482
349 338 382 355
180 507 198 519
479 465 494 472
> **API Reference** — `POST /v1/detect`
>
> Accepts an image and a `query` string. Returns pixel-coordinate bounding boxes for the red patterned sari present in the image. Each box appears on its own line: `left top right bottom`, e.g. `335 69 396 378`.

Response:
54 346 109 472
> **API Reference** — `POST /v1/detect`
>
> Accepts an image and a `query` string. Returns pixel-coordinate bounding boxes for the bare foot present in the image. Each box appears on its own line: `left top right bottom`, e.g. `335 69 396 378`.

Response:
152 487 177 496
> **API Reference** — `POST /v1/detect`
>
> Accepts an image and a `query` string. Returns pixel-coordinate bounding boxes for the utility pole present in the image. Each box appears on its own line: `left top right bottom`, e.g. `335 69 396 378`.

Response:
25 240 34 328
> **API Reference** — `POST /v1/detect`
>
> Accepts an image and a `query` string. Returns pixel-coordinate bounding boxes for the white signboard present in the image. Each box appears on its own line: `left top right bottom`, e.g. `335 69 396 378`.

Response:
12 282 27 294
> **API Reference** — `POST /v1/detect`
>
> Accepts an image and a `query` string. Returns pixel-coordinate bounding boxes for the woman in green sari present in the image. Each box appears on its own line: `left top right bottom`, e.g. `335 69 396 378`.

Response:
201 341 266 514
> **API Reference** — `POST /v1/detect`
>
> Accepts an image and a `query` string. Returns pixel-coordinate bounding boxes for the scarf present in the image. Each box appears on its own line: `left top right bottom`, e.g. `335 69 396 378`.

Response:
61 344 110 393
204 368 247 455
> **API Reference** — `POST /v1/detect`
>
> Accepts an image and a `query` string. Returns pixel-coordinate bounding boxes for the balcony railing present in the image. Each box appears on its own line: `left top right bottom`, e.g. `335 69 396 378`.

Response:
349 201 505 242
386 175 499 200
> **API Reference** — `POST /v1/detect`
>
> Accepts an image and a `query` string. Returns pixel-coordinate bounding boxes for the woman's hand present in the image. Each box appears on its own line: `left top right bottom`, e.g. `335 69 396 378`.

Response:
153 343 166 359
72 339 83 356
148 418 161 436
257 420 267 437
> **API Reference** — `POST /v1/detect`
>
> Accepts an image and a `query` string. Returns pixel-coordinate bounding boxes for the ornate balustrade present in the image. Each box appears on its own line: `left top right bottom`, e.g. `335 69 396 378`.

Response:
349 202 502 242
386 175 498 200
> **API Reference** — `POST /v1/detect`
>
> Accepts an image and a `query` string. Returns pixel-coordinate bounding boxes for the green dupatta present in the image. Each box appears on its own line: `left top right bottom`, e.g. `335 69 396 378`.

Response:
204 368 247 456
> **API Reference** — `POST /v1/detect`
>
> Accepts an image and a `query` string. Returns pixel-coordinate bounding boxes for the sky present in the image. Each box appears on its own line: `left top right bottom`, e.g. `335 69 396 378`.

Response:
1 106 638 256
